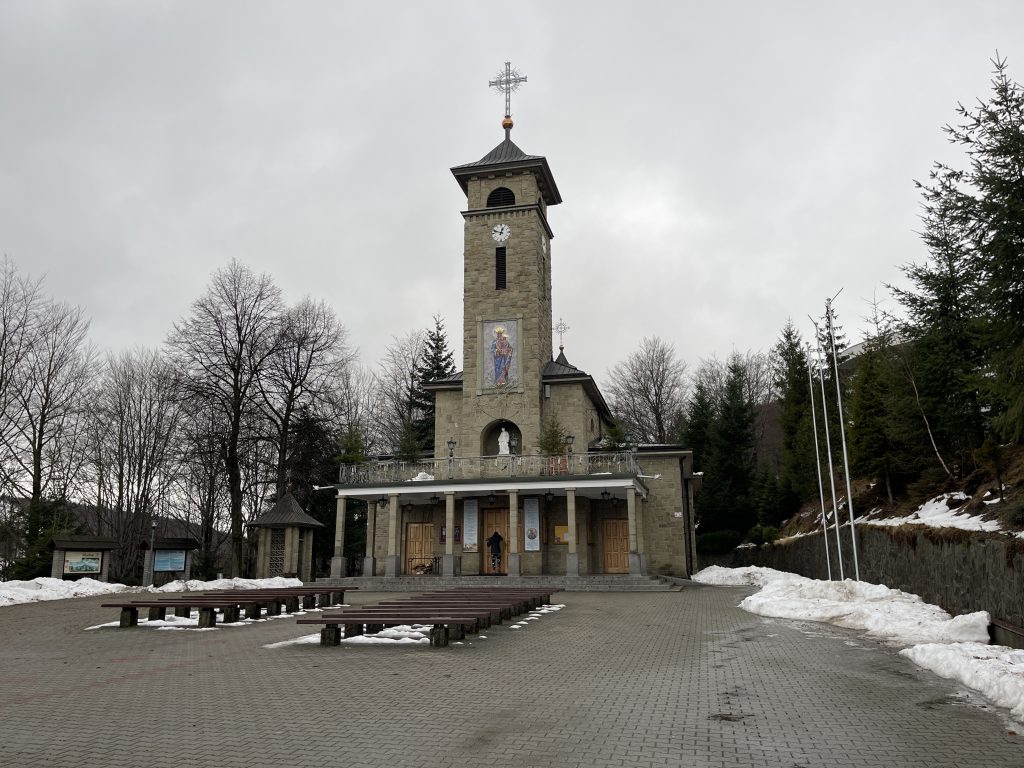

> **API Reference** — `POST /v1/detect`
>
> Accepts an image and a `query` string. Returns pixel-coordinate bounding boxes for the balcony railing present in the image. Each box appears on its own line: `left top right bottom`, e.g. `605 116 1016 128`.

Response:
338 451 642 486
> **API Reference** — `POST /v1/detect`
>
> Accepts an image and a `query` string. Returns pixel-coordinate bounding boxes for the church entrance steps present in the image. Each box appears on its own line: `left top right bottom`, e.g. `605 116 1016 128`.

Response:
312 574 682 592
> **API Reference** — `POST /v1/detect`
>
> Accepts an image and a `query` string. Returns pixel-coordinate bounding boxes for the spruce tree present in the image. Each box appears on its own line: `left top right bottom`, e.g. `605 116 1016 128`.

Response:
682 379 715 472
771 321 816 508
697 354 757 535
943 55 1024 441
410 315 456 453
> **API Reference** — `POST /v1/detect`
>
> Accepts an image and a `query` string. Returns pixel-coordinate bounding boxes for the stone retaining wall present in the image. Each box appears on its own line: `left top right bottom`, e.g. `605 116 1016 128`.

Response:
698 526 1024 627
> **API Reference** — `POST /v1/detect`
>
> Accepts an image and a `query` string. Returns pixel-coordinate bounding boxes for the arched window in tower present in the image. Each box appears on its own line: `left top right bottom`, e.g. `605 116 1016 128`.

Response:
487 187 515 207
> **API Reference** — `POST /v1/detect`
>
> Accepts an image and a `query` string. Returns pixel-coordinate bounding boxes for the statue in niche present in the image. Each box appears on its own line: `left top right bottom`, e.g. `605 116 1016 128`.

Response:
498 427 510 455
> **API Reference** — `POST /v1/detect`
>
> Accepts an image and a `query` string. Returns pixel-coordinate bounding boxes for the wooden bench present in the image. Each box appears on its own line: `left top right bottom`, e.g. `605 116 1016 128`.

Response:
100 601 238 628
297 608 496 647
102 588 349 627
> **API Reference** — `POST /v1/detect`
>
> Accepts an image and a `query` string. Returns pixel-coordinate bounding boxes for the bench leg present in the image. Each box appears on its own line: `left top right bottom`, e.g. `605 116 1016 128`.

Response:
222 606 240 623
334 590 345 605
366 623 384 633
302 595 316 610
198 607 217 628
147 606 167 621
430 624 449 647
317 593 331 609
451 623 466 642
119 607 139 628
285 597 300 613
344 622 364 638
320 624 341 646
244 604 261 620
268 600 282 616
174 606 191 618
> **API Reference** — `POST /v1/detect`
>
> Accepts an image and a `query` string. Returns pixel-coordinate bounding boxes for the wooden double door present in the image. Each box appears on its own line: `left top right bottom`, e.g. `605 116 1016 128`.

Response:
405 522 435 575
602 518 629 574
481 508 509 574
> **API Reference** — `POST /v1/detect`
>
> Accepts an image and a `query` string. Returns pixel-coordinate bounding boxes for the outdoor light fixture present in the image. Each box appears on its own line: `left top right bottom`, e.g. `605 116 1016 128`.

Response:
429 495 441 506
544 491 555 504
402 502 414 513
566 434 574 454
487 492 496 504
447 438 456 457
601 490 611 502
510 434 518 454
377 497 388 508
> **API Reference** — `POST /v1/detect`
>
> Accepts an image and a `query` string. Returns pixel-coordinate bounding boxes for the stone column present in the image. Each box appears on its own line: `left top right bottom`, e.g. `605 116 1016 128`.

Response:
443 492 460 577
636 495 648 574
384 494 400 577
626 487 643 575
565 488 579 577
507 489 521 577
141 549 155 586
330 495 347 579
364 502 378 577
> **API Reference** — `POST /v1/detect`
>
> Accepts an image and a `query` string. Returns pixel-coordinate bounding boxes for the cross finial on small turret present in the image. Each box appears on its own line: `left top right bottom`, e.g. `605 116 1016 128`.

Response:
489 61 527 138
553 318 570 351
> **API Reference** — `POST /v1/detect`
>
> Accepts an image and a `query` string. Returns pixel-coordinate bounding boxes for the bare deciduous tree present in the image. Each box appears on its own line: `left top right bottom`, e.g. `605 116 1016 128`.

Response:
90 348 182 579
258 298 352 496
606 336 688 444
373 330 425 453
166 260 283 577
8 299 96 502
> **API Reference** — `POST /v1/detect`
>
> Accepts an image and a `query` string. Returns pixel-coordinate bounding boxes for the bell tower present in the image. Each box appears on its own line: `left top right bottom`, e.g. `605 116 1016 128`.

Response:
448 62 562 456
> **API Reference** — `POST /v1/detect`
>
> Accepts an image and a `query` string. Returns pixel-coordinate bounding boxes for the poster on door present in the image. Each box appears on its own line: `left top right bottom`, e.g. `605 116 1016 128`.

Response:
462 499 478 552
523 498 540 552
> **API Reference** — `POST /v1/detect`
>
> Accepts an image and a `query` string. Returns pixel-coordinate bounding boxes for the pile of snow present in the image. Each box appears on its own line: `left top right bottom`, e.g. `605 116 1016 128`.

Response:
901 642 1024 721
152 576 302 593
0 577 129 607
863 493 1002 533
693 565 1023 724
0 575 303 608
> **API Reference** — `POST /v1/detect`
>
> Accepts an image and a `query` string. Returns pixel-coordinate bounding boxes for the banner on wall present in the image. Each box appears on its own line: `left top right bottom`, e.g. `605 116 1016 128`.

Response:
462 499 479 552
523 498 540 552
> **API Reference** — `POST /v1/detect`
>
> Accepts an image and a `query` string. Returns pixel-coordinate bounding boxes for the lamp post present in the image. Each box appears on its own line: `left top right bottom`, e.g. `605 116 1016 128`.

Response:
147 519 157 587
447 438 456 479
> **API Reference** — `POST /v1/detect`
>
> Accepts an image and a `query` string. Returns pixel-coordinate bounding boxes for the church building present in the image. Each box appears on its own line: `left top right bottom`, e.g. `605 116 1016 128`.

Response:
327 66 698 582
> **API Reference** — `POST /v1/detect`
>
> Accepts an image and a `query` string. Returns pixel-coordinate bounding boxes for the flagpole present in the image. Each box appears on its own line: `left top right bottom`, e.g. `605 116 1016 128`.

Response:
810 316 844 580
826 296 861 581
805 344 832 581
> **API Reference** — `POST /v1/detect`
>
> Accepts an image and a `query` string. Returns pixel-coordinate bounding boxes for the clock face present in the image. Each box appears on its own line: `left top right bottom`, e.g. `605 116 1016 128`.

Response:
491 223 511 243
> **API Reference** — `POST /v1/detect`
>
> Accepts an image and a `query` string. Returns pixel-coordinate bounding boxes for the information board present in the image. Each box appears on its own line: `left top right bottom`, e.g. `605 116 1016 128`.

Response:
154 550 187 572
462 500 478 553
523 498 540 552
63 551 101 574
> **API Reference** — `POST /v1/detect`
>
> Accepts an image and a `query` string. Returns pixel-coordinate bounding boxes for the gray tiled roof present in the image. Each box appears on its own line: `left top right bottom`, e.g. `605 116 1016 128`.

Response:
251 492 324 529
451 138 543 169
422 371 464 390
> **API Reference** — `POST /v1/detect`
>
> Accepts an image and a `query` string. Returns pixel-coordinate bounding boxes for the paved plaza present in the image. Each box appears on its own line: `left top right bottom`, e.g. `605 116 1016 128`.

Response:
1 583 1022 768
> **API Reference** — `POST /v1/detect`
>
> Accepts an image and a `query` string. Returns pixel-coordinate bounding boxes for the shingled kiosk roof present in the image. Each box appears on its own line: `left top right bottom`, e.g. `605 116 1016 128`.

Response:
46 535 118 551
250 492 324 529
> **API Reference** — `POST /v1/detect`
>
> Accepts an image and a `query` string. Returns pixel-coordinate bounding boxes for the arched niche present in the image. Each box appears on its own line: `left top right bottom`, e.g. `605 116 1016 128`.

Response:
481 419 522 456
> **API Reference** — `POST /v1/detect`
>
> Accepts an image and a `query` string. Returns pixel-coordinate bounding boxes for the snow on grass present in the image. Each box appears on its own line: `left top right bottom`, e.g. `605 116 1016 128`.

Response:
693 565 1022 724
0 575 304 609
862 493 1002 533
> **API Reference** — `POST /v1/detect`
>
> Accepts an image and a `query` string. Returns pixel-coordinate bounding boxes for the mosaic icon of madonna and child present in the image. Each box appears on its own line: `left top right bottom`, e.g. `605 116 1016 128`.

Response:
483 320 518 387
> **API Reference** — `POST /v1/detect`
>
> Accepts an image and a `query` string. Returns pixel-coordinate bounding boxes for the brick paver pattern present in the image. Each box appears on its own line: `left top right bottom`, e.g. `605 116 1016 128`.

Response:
1 583 1021 767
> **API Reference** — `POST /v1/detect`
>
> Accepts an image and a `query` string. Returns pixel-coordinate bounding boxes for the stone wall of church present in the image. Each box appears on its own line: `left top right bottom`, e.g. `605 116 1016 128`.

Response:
543 382 603 449
433 389 463 458
638 453 693 578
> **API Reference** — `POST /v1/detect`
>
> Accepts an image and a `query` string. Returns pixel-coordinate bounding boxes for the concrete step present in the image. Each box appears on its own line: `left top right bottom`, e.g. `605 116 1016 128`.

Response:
311 574 681 592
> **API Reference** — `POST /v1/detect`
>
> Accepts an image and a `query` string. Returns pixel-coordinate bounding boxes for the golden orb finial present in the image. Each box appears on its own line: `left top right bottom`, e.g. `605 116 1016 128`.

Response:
502 115 513 130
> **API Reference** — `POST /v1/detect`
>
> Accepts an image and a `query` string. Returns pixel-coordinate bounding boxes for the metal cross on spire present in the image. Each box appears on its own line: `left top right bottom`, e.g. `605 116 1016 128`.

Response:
553 318 570 351
489 61 528 118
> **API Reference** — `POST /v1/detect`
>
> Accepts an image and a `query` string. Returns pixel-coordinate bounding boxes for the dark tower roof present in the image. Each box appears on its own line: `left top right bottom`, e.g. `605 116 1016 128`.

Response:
451 136 562 206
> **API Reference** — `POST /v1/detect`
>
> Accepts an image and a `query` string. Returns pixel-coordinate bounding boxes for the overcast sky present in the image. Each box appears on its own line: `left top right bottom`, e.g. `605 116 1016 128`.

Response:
0 1 1019 388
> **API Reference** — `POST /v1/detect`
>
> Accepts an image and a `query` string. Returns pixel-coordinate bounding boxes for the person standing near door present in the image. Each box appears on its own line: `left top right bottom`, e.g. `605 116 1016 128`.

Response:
486 530 504 572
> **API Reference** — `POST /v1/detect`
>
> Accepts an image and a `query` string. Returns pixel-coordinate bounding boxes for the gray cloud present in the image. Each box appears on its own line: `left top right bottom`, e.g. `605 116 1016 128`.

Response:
0 0 1018 390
